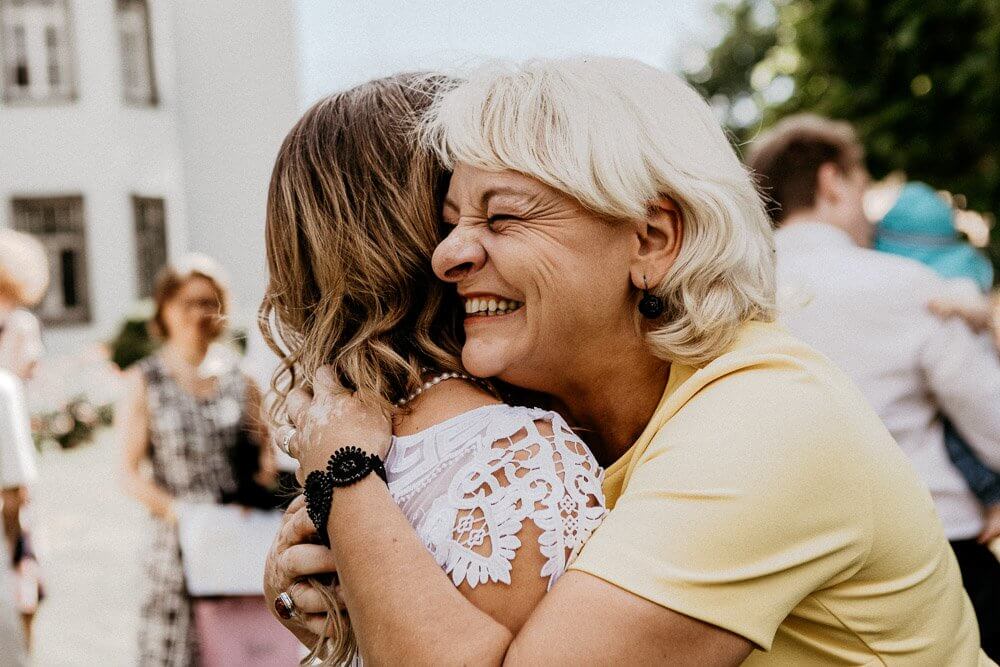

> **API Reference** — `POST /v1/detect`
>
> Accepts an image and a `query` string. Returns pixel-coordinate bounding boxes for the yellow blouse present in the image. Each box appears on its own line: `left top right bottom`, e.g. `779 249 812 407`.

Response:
570 321 989 665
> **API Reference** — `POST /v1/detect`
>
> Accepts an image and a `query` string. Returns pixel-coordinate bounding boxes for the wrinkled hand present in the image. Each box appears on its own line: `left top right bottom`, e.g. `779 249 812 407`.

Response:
978 503 1000 544
264 495 343 642
285 366 393 479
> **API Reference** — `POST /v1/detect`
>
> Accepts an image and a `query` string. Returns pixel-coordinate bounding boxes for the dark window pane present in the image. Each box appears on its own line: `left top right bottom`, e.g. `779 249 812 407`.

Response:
60 249 77 307
133 197 167 297
13 26 29 87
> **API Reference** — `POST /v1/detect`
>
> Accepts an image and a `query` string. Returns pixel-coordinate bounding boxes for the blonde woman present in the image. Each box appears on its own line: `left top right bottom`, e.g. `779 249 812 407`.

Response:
272 58 989 665
119 255 273 666
259 73 606 665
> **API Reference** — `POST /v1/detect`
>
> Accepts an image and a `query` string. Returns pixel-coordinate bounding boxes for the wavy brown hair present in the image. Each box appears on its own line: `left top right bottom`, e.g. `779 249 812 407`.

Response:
258 73 463 664
260 72 463 419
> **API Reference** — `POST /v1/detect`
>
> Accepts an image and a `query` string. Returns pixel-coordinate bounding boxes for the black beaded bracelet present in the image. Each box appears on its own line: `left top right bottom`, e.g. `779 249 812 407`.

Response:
304 446 388 548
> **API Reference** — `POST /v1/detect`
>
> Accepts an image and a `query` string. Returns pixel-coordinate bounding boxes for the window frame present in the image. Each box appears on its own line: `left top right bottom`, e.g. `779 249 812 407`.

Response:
131 195 167 299
116 0 157 106
0 0 77 105
10 194 91 326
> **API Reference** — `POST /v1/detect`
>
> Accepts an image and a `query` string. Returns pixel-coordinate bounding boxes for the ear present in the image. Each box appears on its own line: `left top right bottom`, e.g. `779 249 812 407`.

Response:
630 196 684 290
816 162 844 204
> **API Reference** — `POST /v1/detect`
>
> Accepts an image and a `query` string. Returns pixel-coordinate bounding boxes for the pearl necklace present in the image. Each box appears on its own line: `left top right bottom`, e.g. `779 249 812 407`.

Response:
396 369 497 407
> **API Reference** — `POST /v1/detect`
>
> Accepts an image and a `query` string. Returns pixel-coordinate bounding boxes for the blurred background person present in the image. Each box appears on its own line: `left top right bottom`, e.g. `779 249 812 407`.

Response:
0 370 31 666
119 255 275 666
871 180 1000 551
748 114 1000 659
874 180 996 335
0 230 47 381
0 229 48 649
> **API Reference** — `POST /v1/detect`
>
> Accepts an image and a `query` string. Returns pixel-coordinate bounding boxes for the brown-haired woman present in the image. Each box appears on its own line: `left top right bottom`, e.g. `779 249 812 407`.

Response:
119 254 273 666
260 73 606 665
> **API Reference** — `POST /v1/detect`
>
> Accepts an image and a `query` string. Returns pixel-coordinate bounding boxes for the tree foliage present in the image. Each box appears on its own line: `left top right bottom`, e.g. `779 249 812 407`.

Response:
688 0 1000 272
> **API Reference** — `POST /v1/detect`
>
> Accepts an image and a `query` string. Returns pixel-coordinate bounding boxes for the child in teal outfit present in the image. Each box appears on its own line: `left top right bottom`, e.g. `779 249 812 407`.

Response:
875 181 994 292
875 182 1000 518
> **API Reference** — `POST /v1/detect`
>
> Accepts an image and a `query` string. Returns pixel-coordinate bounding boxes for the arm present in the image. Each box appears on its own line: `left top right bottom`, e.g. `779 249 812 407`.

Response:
119 368 176 521
324 476 750 666
287 369 752 665
921 317 1000 469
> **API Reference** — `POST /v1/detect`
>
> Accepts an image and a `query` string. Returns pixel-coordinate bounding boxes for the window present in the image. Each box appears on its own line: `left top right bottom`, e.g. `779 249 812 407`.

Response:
12 196 90 325
0 0 75 103
116 0 156 105
132 196 167 298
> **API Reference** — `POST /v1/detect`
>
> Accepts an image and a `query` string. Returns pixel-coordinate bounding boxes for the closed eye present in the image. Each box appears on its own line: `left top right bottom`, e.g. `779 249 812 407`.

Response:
487 214 520 230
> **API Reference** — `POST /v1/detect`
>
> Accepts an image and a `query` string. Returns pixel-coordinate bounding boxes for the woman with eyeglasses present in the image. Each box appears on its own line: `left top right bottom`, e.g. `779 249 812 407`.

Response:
119 254 274 666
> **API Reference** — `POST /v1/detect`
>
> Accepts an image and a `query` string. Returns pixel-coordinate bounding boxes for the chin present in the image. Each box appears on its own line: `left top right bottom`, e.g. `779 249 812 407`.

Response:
462 334 520 379
461 348 500 379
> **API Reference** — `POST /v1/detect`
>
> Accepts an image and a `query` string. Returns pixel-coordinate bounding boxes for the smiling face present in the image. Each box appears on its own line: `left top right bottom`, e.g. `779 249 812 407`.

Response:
432 164 642 392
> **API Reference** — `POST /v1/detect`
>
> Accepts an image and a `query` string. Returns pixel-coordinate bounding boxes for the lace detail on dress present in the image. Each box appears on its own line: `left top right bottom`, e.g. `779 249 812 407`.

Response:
401 406 606 590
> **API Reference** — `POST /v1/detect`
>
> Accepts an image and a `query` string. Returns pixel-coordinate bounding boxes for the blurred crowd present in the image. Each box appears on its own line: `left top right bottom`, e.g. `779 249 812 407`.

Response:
0 109 998 664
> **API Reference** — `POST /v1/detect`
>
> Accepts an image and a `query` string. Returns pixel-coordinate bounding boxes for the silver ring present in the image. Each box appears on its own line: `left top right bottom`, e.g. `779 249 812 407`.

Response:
274 591 297 620
280 426 297 454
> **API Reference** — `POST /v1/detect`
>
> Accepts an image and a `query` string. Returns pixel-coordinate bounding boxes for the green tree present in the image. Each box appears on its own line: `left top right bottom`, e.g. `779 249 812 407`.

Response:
688 0 1000 274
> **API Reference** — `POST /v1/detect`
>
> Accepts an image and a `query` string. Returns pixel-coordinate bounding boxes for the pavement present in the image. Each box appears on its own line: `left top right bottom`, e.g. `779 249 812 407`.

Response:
29 428 150 666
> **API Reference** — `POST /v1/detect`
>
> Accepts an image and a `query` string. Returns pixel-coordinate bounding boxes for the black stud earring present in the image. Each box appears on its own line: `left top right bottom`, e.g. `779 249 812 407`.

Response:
638 277 664 319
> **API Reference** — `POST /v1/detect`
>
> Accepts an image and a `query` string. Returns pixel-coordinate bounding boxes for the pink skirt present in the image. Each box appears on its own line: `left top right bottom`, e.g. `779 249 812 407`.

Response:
192 596 301 666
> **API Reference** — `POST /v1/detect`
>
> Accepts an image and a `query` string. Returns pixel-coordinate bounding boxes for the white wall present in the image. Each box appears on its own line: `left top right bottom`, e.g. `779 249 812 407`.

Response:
1 0 302 351
172 0 301 329
0 0 188 351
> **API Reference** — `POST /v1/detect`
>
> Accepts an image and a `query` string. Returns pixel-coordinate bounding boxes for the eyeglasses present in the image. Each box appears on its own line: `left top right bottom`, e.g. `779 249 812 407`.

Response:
179 297 222 313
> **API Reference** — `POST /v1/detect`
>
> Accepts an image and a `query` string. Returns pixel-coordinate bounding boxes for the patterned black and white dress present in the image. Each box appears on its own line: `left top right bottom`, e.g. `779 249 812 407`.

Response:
136 353 246 666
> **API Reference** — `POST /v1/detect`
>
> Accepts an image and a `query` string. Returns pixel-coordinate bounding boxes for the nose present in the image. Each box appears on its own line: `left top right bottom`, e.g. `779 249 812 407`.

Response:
432 225 487 283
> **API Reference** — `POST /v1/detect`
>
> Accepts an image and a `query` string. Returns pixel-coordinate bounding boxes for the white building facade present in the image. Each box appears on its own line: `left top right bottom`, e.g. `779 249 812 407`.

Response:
0 0 301 352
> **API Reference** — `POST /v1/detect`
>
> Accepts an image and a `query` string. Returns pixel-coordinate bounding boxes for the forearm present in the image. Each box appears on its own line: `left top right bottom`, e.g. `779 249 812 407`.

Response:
328 477 513 665
924 322 1000 469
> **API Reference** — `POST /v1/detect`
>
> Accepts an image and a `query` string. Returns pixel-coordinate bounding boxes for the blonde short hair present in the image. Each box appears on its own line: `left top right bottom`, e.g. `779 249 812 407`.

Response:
421 57 776 366
0 229 49 306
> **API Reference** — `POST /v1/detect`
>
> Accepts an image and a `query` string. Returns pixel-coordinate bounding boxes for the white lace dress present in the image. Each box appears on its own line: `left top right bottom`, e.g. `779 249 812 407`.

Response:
385 403 607 591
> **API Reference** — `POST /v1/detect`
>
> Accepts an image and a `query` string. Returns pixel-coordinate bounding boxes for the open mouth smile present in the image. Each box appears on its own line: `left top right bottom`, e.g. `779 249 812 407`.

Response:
462 294 525 318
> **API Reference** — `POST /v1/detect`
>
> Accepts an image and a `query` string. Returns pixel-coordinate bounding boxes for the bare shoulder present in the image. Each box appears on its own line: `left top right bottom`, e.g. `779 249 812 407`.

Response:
394 377 502 437
120 365 148 402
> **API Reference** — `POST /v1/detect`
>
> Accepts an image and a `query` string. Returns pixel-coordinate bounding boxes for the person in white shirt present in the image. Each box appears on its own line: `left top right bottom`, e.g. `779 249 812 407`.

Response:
0 229 47 649
747 114 1000 659
0 371 32 665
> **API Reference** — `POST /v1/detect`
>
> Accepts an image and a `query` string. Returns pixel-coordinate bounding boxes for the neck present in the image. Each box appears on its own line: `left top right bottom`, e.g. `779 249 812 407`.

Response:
545 341 670 467
163 338 209 367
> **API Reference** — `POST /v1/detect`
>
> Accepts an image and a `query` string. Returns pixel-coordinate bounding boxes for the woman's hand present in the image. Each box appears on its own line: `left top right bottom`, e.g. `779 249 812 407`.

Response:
285 366 393 477
264 495 344 643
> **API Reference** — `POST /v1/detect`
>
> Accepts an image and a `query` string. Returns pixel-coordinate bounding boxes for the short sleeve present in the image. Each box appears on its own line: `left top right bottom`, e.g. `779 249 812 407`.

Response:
0 372 38 488
4 310 44 379
422 408 607 590
569 369 872 649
